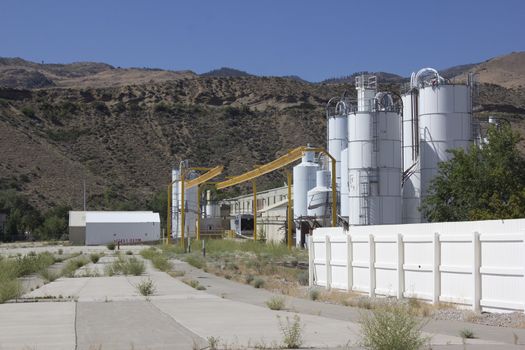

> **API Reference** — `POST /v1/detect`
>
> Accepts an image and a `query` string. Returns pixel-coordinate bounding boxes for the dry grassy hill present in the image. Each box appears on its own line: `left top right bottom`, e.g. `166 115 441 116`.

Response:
0 54 524 211
454 52 525 88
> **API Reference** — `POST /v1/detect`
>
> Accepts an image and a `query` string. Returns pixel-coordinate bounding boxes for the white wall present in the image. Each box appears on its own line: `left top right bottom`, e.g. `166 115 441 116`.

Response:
85 222 160 245
309 219 525 313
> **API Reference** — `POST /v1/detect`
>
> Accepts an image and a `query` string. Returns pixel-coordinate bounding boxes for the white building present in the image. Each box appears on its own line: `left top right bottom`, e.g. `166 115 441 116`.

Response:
68 211 160 245
225 186 291 243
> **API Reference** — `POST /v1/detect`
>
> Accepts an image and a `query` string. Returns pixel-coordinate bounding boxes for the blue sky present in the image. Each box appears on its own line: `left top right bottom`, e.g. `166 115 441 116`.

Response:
0 0 523 82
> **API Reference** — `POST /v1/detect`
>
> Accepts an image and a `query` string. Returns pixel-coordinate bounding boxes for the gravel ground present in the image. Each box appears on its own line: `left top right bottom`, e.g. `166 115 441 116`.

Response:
434 309 525 328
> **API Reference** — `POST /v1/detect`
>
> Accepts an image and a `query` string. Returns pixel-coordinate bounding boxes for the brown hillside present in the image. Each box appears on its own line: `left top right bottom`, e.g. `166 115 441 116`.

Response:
455 52 525 88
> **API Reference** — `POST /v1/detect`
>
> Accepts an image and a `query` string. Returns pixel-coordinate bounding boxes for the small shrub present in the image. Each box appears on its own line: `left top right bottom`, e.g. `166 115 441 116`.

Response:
62 256 90 277
0 279 21 303
360 303 427 350
266 296 286 310
309 289 320 301
58 249 63 255
151 255 172 272
107 242 116 250
182 278 206 290
136 278 156 296
207 336 220 350
40 269 58 282
278 314 304 349
126 250 133 255
297 271 309 286
107 256 145 276
253 277 265 288
185 255 206 269
459 328 475 339
124 257 145 276
169 270 185 277
245 274 254 284
90 253 101 264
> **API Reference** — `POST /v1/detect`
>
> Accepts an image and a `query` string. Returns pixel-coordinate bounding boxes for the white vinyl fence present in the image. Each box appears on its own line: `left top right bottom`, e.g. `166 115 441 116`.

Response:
309 219 525 313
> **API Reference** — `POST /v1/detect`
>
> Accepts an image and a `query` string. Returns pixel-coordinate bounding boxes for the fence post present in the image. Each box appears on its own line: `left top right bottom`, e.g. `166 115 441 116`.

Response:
396 233 404 299
433 232 441 304
326 235 331 290
523 233 525 313
472 231 481 312
369 234 375 297
347 234 353 292
308 235 314 287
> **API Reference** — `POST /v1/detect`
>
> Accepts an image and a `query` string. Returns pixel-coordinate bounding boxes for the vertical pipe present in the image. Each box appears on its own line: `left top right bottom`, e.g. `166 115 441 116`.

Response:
197 184 202 241
287 171 292 250
252 180 257 241
331 158 337 227
166 183 171 245
181 173 185 248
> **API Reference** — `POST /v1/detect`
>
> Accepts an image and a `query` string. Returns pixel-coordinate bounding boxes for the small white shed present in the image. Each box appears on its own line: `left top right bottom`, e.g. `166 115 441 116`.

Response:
69 211 161 245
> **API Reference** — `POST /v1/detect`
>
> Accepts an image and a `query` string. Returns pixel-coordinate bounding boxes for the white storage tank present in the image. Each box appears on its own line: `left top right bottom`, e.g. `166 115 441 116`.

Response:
307 169 332 225
293 150 318 218
340 147 349 219
293 150 318 245
418 83 472 202
205 190 220 218
347 76 402 226
327 101 348 189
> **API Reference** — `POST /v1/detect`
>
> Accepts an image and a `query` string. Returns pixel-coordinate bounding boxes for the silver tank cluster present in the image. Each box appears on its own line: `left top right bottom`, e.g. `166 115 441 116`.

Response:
292 68 473 236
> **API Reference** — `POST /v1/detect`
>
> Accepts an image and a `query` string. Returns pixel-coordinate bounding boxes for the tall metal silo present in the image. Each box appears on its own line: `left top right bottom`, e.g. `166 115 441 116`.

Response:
401 68 473 223
326 98 349 189
292 150 318 245
347 75 402 226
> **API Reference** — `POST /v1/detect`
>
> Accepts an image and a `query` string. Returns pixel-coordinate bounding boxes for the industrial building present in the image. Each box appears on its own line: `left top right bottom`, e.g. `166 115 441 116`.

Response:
68 211 161 245
167 67 478 246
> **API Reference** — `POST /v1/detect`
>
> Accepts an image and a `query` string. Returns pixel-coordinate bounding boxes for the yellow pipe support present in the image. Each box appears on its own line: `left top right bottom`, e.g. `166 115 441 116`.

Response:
252 179 257 241
287 170 292 250
215 146 305 189
214 145 337 227
166 183 172 245
186 166 224 190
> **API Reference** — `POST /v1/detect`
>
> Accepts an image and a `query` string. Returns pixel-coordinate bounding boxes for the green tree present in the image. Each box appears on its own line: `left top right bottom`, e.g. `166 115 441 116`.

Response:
421 124 525 221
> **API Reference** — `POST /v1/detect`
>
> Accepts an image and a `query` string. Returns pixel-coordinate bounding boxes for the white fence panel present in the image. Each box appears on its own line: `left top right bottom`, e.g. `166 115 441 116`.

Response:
310 219 525 313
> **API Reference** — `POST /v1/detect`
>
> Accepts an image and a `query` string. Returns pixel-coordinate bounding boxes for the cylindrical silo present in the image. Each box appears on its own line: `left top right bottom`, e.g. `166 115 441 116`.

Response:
340 147 349 219
347 76 402 226
307 169 332 225
348 111 402 225
327 107 348 189
401 92 422 223
418 84 472 203
293 150 318 245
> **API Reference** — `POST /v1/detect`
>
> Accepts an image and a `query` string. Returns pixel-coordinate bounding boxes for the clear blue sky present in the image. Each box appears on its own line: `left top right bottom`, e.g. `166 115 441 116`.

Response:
1 0 523 82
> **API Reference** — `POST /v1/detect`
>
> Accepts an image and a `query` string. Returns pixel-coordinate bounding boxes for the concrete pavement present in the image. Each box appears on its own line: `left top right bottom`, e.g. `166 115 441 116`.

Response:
0 250 523 349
